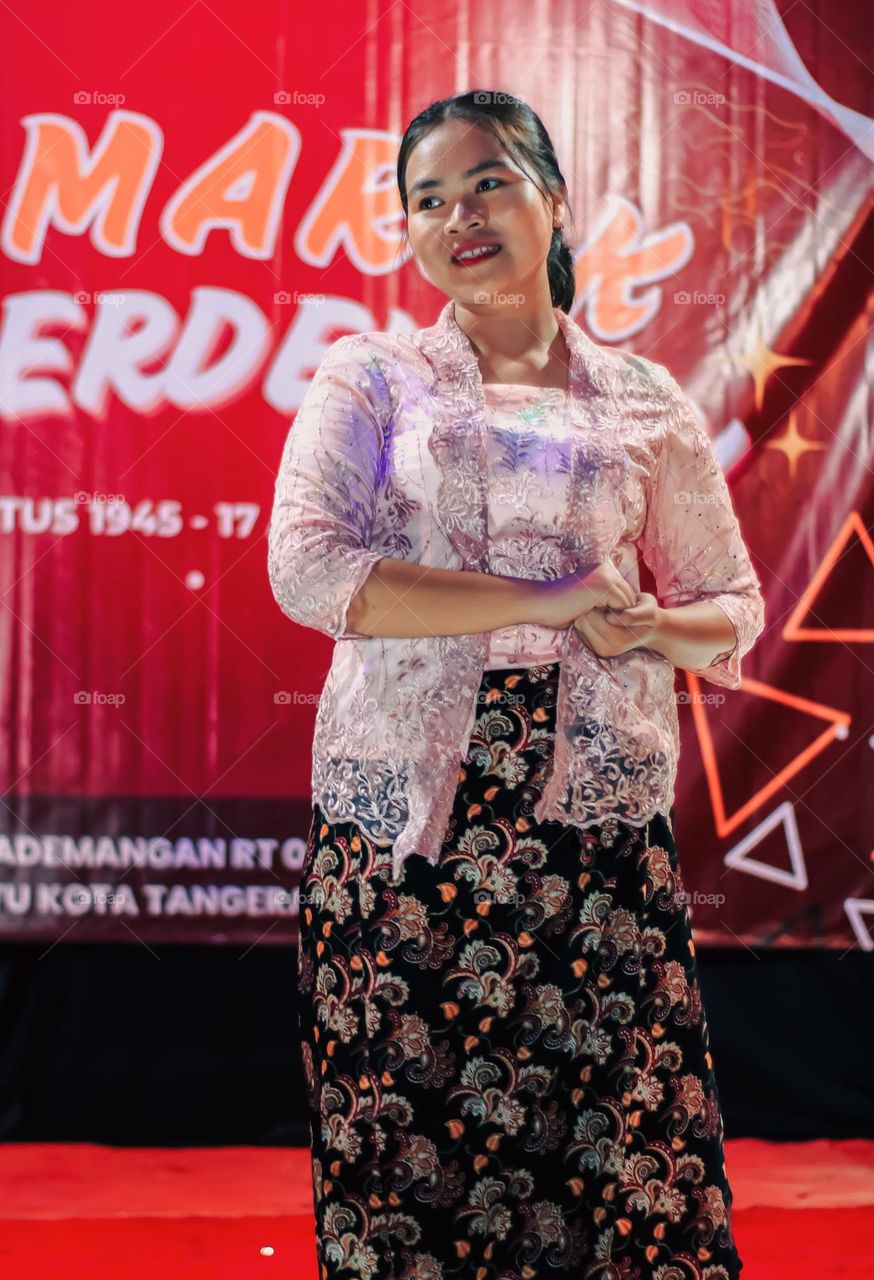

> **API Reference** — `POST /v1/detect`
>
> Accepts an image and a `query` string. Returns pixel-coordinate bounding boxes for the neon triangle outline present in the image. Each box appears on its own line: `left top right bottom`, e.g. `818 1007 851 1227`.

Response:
688 672 851 839
723 801 807 889
784 511 874 642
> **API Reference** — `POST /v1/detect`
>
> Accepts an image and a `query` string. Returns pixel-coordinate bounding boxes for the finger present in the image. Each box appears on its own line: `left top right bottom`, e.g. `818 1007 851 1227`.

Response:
606 602 647 620
596 610 648 638
583 609 614 641
606 586 634 609
610 581 637 609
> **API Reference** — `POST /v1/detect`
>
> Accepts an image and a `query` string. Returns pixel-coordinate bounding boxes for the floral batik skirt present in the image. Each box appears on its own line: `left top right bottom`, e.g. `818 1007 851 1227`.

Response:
296 660 743 1280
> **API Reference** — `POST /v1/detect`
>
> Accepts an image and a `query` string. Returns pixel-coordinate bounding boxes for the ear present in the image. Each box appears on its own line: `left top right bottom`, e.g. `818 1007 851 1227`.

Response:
552 187 569 230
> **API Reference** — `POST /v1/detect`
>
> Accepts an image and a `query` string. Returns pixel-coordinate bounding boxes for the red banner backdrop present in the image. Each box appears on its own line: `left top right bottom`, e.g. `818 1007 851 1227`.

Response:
0 0 871 947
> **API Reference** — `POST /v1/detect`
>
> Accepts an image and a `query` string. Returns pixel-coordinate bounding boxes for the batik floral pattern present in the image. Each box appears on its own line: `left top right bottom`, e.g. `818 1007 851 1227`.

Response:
297 662 743 1280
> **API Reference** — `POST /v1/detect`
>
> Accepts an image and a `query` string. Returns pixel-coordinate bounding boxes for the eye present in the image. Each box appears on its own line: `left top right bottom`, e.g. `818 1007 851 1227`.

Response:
416 176 503 211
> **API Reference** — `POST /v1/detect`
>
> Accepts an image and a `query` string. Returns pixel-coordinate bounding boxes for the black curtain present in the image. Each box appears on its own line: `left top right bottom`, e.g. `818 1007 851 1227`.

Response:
0 943 872 1145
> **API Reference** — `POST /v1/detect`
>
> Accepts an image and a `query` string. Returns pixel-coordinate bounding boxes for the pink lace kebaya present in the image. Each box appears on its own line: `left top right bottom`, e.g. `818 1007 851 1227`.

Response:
267 300 765 881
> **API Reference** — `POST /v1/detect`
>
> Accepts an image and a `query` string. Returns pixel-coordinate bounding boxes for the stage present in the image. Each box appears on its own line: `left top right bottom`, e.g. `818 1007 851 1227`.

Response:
2 1139 873 1278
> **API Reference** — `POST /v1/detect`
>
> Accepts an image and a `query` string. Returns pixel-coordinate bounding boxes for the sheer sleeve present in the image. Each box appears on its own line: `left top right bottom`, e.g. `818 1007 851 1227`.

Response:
267 334 389 640
639 366 765 688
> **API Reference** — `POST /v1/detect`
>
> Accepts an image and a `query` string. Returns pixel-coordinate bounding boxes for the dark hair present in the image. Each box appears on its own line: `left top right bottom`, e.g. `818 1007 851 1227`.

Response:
396 91 576 312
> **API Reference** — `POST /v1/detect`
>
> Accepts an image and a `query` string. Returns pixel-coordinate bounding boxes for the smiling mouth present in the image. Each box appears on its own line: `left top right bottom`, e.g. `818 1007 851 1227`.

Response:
451 244 503 265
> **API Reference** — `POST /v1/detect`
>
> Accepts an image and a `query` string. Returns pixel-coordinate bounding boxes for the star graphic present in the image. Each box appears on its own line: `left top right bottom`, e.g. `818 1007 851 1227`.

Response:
763 409 826 480
711 312 813 412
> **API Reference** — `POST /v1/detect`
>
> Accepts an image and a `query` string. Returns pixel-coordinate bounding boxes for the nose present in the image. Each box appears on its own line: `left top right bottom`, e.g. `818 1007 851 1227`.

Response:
444 198 485 237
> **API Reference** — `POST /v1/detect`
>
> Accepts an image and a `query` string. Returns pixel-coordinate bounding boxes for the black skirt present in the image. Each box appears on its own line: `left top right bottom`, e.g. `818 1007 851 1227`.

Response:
297 660 743 1279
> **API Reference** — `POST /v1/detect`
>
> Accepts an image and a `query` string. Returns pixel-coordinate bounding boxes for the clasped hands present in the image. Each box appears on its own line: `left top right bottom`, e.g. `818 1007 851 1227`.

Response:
572 590 662 658
534 560 664 659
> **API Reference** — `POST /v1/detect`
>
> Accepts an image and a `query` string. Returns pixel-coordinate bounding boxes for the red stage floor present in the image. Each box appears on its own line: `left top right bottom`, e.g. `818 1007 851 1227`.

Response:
1 1138 872 1278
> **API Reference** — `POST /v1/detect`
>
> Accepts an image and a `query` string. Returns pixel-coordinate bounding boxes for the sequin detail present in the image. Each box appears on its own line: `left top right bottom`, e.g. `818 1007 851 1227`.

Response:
267 300 765 879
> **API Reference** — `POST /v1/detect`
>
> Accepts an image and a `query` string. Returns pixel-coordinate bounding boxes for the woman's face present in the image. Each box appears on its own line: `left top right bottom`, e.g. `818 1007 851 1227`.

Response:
403 119 565 305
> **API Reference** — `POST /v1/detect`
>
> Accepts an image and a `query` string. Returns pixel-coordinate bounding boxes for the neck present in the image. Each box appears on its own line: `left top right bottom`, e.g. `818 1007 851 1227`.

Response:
452 293 559 362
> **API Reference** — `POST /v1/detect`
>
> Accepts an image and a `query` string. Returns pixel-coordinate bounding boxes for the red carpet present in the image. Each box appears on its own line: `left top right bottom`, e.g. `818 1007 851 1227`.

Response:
1 1139 872 1278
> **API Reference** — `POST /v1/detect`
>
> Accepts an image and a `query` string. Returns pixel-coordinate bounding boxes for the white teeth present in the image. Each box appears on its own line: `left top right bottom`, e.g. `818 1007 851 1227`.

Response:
456 245 500 261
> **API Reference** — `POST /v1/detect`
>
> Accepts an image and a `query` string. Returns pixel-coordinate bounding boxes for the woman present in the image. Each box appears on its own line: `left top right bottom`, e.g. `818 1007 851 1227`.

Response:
268 91 763 1280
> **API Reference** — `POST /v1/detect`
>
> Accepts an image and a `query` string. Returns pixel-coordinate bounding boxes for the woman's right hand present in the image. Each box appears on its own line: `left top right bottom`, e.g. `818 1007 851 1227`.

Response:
528 558 638 629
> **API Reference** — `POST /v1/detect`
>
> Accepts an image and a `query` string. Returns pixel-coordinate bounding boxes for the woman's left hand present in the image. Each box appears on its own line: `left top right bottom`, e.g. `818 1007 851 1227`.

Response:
573 591 662 658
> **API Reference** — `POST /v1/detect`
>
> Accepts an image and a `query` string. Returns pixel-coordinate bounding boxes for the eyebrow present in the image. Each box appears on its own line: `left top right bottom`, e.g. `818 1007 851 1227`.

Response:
408 157 510 198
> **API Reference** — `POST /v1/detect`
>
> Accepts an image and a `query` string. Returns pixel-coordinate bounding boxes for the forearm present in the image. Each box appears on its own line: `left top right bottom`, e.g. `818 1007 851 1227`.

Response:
345 555 540 638
648 600 739 670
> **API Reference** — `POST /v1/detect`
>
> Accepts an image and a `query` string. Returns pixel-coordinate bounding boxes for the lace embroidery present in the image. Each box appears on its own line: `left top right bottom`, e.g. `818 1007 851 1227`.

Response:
268 300 766 879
